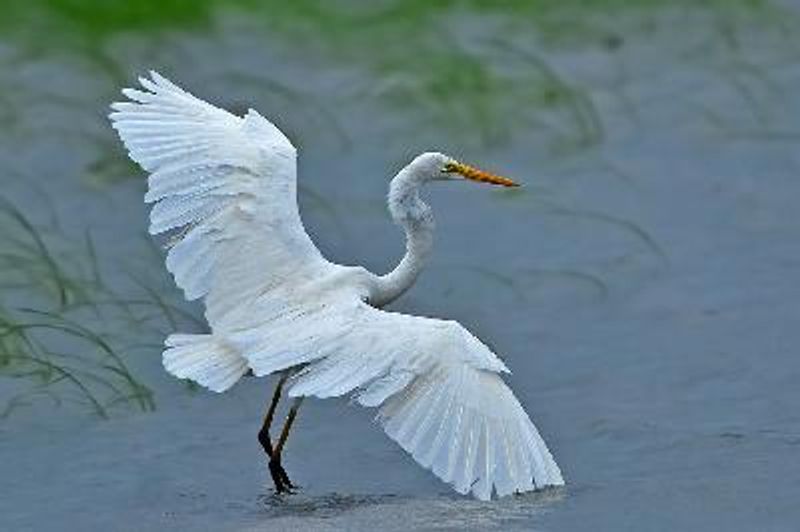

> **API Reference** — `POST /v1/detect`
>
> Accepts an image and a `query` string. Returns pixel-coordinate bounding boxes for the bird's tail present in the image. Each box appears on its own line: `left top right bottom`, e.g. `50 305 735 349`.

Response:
163 333 249 393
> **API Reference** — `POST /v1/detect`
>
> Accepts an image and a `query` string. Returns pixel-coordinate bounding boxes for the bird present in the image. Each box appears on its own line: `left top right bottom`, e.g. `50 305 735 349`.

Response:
109 71 564 501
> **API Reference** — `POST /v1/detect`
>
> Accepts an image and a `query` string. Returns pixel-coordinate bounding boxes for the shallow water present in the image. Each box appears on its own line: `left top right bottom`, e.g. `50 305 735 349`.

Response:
2 3 800 531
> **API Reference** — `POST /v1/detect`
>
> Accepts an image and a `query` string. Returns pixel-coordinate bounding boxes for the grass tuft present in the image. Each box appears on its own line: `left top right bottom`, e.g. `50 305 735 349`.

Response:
0 193 174 418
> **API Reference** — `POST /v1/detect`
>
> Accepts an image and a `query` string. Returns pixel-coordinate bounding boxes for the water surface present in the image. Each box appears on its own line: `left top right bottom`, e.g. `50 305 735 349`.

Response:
1 2 799 530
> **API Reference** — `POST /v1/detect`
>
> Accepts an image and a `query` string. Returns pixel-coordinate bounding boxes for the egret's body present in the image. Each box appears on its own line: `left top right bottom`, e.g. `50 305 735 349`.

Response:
110 72 564 500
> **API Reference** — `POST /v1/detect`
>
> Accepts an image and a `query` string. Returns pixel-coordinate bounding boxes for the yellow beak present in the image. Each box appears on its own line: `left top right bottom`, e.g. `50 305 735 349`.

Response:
444 161 520 187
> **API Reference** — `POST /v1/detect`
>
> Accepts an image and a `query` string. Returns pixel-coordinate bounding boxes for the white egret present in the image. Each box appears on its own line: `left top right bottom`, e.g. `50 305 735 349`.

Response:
109 71 564 500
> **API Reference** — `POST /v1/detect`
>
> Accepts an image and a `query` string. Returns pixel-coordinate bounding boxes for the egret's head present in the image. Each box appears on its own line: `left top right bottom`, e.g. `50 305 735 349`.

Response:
411 152 519 187
390 152 519 227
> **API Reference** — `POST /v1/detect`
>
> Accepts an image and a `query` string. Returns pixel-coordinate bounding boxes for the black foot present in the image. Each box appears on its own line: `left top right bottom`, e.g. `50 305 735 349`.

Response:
269 458 295 494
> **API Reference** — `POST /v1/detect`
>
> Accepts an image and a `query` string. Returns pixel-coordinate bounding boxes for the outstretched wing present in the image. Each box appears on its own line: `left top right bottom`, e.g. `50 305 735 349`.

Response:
110 72 562 499
231 290 564 500
109 71 330 325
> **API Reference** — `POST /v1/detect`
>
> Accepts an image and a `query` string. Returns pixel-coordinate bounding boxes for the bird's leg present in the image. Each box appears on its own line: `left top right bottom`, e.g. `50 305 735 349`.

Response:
258 372 288 457
258 373 290 491
268 396 304 493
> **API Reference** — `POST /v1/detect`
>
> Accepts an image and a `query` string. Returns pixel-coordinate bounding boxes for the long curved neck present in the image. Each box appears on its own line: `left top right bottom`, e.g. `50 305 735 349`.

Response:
370 167 434 307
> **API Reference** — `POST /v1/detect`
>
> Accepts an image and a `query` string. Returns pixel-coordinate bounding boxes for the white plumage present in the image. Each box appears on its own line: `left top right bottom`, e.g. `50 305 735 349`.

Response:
110 71 564 500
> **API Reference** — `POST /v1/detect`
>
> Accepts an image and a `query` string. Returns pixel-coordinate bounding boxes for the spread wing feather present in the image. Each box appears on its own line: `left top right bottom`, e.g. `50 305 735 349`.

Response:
109 71 330 326
229 293 564 500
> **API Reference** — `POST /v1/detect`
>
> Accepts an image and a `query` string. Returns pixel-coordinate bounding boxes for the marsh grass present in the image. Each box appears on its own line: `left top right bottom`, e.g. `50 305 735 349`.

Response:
2 0 795 152
0 194 182 417
538 204 667 263
436 261 608 305
491 183 666 267
487 39 605 151
0 310 154 417
0 198 84 308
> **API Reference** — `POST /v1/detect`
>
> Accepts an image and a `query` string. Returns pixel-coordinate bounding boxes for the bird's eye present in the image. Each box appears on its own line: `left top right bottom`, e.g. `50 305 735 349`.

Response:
442 162 458 173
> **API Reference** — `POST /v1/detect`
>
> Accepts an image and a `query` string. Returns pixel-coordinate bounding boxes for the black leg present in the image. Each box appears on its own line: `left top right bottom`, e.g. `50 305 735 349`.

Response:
274 396 304 457
269 396 304 493
257 373 291 492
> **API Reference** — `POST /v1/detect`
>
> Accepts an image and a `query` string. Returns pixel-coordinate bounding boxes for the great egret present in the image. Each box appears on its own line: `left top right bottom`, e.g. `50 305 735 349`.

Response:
109 71 564 500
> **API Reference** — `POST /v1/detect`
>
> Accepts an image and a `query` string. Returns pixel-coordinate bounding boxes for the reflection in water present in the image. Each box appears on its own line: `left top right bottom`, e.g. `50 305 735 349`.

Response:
255 489 564 530
259 492 401 519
